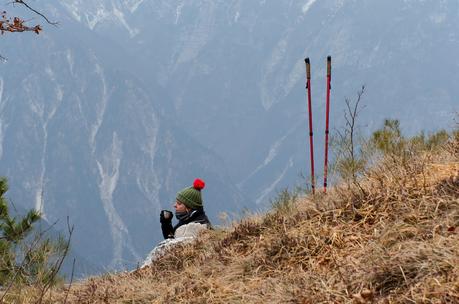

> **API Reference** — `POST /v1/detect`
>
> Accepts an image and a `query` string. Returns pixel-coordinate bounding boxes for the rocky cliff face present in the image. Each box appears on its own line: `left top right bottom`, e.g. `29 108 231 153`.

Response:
58 0 458 199
0 0 457 274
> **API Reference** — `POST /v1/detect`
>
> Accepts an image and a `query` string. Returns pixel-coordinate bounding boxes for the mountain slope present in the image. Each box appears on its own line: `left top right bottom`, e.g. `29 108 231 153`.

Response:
48 135 459 303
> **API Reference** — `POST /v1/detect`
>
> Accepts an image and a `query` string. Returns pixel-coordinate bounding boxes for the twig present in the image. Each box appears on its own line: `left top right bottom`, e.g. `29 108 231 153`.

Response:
331 252 351 296
63 258 76 304
399 265 409 287
13 0 58 26
37 216 74 303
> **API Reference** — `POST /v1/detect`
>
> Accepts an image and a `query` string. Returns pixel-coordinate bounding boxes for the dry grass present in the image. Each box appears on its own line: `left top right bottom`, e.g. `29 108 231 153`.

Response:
18 138 459 303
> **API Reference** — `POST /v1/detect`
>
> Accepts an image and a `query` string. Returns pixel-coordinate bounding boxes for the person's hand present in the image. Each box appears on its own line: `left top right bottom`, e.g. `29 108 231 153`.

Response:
160 210 173 223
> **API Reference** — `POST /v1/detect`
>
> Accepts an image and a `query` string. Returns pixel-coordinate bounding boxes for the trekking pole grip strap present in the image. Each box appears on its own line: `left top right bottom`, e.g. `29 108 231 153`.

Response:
305 58 311 79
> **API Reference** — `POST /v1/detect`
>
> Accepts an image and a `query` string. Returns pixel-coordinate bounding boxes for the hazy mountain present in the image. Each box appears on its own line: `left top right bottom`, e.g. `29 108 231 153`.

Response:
0 0 457 274
0 1 245 274
58 0 458 198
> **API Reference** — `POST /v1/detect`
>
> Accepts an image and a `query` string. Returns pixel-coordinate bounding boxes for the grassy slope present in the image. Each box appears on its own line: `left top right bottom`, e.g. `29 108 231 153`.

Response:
39 140 459 303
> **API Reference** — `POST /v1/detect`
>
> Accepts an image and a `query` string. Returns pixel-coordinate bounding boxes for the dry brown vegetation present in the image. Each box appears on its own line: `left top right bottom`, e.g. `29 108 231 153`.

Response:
13 136 459 303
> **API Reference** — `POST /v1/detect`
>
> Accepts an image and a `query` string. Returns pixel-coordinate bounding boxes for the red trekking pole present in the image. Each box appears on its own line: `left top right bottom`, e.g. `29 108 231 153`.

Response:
323 56 332 193
304 58 315 194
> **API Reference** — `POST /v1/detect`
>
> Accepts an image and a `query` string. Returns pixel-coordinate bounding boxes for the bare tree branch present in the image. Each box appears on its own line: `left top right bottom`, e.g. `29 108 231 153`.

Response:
0 11 42 34
13 0 58 26
0 0 58 60
332 85 367 186
63 258 76 304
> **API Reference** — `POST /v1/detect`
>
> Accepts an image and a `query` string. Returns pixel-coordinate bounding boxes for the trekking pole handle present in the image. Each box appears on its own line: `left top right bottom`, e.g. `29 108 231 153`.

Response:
305 58 311 79
327 56 331 77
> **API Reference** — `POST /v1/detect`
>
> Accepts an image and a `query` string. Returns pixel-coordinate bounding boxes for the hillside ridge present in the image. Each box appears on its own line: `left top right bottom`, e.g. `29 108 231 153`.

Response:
26 138 459 303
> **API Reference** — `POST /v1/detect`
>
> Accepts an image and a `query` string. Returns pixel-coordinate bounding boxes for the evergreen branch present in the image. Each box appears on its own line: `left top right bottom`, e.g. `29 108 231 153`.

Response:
0 220 56 300
37 216 73 303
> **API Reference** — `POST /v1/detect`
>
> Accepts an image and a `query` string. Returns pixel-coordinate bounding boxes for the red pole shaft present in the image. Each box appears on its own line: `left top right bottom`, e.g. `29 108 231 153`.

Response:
304 58 315 194
323 56 331 193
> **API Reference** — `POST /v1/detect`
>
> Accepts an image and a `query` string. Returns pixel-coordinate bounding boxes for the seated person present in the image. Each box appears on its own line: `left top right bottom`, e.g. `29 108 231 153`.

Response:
141 178 211 267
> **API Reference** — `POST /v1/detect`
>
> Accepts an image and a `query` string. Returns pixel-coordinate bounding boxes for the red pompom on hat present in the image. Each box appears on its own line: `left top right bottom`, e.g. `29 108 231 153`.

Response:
193 178 205 190
177 178 206 209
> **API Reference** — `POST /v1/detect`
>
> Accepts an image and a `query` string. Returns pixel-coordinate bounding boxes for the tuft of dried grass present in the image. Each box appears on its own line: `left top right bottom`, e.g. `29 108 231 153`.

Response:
34 138 459 303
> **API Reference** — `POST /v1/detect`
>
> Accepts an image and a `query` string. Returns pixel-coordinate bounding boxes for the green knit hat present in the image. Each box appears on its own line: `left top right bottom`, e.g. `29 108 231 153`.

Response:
176 178 205 209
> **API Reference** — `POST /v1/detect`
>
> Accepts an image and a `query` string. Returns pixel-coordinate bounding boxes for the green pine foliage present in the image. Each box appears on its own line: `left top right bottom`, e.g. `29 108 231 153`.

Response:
371 119 405 156
0 177 67 288
411 130 450 151
371 119 451 156
333 117 454 187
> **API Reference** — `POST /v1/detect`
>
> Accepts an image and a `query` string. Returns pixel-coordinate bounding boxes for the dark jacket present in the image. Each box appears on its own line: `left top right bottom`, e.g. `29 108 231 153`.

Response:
160 208 211 239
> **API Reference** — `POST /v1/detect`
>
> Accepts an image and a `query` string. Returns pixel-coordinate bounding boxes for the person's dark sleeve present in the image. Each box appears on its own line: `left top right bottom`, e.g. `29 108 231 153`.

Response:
160 210 174 239
161 221 174 239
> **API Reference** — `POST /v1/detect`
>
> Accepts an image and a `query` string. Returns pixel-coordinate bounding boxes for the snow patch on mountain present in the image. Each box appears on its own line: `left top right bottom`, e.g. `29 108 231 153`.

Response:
136 172 160 211
125 0 146 13
33 68 65 217
62 0 140 36
141 124 159 160
61 1 82 22
96 132 134 267
234 11 240 23
284 60 305 98
86 8 110 30
240 131 289 186
90 63 110 150
261 38 288 110
175 2 184 24
137 115 161 205
302 0 317 14
113 6 139 37
175 3 216 65
35 164 45 216
255 157 294 205
66 49 75 75
239 121 300 188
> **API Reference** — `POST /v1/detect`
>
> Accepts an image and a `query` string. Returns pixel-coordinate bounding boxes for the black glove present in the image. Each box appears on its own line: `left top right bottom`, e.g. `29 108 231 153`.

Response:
160 210 173 223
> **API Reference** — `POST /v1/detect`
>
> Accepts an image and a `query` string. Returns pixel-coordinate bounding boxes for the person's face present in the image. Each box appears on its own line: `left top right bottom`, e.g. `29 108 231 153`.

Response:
174 200 188 213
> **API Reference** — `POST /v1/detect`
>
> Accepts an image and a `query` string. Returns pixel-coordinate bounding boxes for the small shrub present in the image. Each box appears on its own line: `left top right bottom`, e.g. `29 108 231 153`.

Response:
371 119 406 157
410 130 450 151
332 85 368 185
270 188 297 215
